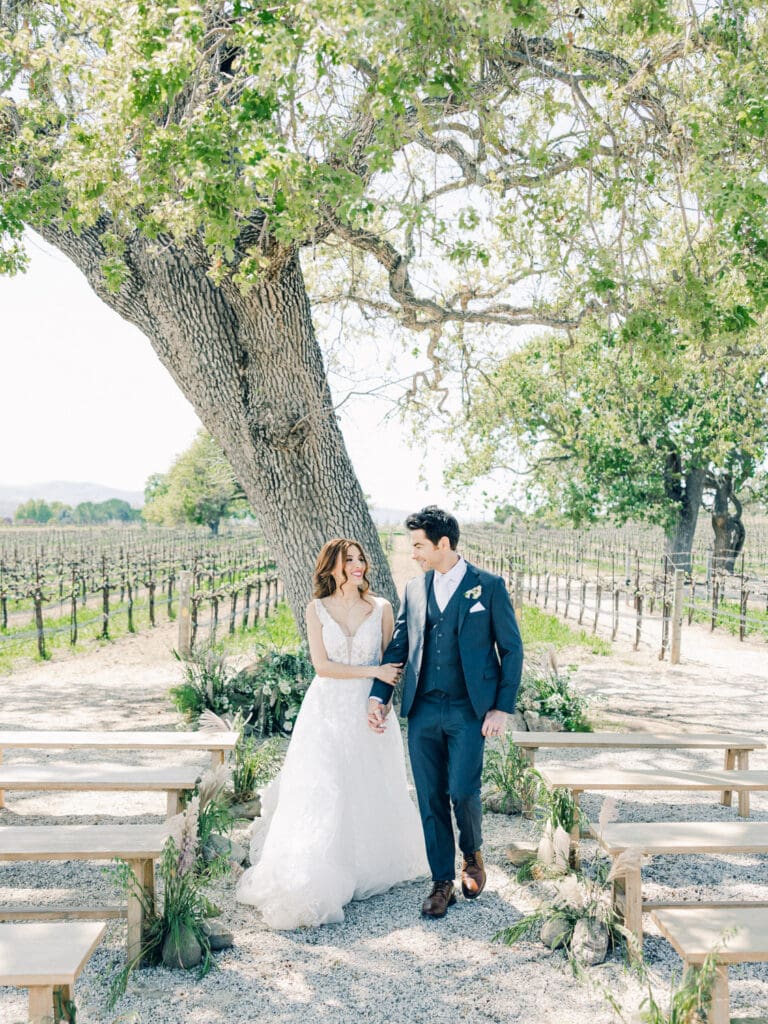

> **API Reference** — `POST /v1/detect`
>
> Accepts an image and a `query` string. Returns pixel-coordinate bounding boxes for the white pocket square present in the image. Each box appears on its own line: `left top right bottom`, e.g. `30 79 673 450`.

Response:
469 601 486 613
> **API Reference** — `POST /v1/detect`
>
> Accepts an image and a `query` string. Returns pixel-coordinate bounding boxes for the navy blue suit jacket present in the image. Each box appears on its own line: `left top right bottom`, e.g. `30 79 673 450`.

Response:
369 561 523 719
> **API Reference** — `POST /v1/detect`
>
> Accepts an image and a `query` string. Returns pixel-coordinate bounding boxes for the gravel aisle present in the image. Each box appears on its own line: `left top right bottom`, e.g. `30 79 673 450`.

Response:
1 551 767 1022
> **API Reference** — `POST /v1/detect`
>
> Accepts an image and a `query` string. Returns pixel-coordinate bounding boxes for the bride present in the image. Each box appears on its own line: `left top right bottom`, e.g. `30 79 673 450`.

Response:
235 537 428 928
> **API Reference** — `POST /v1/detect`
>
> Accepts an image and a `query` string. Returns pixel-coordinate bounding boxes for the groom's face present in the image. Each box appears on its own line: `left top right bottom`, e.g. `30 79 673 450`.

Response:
410 529 453 573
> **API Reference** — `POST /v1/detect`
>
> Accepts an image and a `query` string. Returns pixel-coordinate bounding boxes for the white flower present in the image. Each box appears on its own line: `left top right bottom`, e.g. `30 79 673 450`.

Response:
464 585 482 600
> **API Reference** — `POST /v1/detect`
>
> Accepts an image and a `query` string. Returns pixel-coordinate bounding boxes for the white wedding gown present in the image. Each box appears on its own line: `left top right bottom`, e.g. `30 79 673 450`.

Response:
235 596 428 928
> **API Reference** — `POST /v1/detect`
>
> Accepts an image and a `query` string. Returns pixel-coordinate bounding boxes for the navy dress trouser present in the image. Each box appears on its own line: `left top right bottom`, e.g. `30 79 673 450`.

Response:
407 692 485 882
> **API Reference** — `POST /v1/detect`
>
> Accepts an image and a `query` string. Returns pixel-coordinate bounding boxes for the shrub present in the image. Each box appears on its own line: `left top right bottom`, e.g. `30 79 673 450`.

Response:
517 651 591 732
235 650 313 736
169 643 313 736
108 799 229 1005
232 732 284 802
482 736 542 815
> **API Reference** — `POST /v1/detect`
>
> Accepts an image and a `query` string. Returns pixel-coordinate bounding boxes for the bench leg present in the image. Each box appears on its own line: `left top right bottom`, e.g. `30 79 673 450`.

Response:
126 858 154 964
0 745 4 809
167 790 180 817
568 790 582 870
612 865 643 961
54 983 73 1023
685 961 729 1024
28 984 54 1023
736 750 751 818
721 748 735 807
210 749 225 768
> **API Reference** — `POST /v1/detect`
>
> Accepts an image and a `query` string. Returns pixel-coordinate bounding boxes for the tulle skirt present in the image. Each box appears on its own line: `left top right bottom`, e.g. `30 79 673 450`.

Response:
235 674 428 929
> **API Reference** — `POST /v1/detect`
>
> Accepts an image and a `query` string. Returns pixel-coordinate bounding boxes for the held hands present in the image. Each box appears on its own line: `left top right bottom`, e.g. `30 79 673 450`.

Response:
367 698 391 734
481 708 508 739
373 662 402 686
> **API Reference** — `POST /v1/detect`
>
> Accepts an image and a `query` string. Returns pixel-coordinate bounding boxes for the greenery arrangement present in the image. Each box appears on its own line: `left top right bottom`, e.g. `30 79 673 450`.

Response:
516 655 592 733
604 948 722 1024
482 736 542 816
170 639 313 736
495 865 629 969
232 730 284 804
108 791 229 1006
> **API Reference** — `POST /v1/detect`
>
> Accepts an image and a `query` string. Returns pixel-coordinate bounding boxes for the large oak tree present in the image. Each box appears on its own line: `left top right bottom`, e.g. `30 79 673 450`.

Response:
3 1 768 613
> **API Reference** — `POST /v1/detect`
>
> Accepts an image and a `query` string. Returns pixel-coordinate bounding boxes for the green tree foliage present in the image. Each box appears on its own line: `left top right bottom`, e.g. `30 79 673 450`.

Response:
14 498 54 523
143 429 250 535
448 306 768 564
3 1 768 589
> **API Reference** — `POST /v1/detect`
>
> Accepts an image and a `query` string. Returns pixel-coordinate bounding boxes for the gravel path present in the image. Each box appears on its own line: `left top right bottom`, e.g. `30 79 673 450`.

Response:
1 542 767 1023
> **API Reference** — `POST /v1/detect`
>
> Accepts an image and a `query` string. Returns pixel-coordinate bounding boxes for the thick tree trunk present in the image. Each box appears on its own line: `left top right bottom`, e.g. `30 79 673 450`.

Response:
35 225 396 626
664 466 706 574
711 476 746 573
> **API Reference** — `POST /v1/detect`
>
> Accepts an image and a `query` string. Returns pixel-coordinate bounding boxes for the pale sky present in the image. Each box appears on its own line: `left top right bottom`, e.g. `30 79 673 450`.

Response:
0 232 488 516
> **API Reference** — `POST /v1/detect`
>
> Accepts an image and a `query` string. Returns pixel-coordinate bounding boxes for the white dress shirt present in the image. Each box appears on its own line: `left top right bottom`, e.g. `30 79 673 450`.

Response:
432 556 467 612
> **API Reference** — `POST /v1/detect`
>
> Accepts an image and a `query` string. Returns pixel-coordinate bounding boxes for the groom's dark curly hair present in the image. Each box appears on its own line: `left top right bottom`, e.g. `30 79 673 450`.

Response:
405 506 460 549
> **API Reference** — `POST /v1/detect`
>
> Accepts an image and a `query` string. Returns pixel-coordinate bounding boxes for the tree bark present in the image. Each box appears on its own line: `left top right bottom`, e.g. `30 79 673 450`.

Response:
34 224 396 627
664 465 706 574
711 475 746 573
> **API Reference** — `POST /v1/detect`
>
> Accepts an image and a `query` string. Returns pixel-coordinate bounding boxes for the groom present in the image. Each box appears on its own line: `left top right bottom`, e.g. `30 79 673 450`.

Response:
368 506 523 918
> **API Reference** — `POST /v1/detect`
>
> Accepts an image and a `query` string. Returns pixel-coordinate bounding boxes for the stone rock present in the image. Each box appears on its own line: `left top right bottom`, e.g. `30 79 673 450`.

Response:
511 711 529 732
505 841 538 867
524 712 563 732
229 796 261 819
161 926 202 969
571 917 609 965
203 919 235 951
540 916 571 950
204 833 248 866
482 788 522 815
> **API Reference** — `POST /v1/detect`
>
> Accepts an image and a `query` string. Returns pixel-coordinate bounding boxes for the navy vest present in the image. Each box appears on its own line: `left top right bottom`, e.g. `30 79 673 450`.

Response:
419 577 469 699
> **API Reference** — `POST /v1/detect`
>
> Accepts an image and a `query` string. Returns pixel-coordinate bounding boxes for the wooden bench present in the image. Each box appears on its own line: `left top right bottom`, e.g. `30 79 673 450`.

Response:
0 763 200 817
0 729 238 807
0 823 168 961
514 731 765 810
539 766 768 831
652 906 768 1023
0 920 106 1023
598 820 768 952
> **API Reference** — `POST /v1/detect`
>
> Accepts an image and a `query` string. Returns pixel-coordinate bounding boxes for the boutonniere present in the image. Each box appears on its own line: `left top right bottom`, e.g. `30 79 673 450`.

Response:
464 584 482 600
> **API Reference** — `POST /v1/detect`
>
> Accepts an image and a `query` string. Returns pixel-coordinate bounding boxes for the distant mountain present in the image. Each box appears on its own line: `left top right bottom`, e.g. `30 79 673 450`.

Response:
0 481 144 519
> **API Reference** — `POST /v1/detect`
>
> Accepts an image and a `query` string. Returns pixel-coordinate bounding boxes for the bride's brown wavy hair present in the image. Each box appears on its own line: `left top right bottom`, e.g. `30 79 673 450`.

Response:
312 538 372 599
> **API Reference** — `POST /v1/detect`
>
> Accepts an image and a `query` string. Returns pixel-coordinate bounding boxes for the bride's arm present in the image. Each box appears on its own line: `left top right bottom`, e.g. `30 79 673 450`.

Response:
305 602 400 681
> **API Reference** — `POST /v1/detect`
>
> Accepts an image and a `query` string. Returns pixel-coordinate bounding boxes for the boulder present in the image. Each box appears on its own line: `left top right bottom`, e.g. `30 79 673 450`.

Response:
229 796 262 819
540 915 571 950
161 926 202 969
571 917 609 965
482 788 522 815
202 919 235 951
204 833 249 866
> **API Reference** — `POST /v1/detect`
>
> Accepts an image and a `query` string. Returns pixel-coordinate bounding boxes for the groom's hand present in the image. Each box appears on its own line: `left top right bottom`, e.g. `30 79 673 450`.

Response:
367 698 390 734
481 709 508 738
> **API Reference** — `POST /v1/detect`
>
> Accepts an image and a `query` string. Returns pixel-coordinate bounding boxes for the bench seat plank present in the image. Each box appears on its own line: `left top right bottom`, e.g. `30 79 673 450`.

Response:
0 763 200 791
0 729 238 753
513 731 765 750
599 820 768 855
653 906 768 964
0 823 168 860
0 921 106 985
540 767 768 791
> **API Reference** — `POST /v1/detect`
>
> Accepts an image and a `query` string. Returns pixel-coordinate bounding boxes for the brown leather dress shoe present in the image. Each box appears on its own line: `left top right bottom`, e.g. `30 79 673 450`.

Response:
461 850 486 899
421 880 456 918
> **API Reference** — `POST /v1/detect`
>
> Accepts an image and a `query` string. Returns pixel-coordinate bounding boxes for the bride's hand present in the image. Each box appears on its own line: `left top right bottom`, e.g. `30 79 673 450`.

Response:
375 662 402 686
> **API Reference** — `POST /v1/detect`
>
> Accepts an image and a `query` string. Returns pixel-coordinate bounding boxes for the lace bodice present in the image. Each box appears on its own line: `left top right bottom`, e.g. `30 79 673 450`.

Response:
314 597 384 667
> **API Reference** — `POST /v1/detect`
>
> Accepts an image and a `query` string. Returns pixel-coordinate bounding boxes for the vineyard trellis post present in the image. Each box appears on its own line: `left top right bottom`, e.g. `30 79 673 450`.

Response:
671 569 685 664
178 570 192 658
